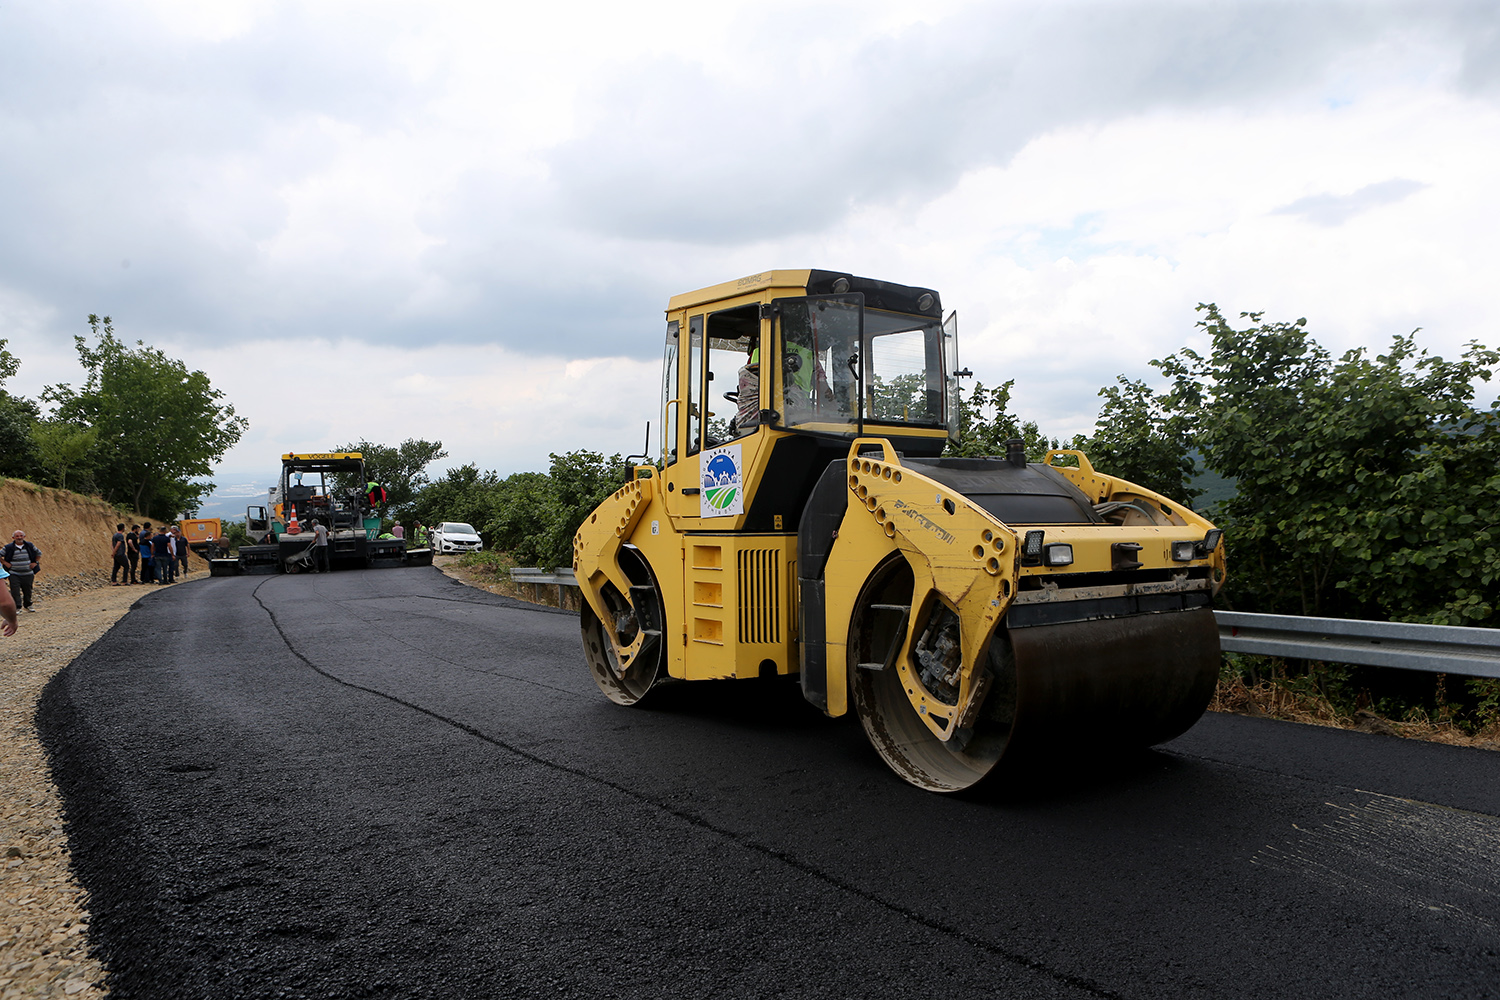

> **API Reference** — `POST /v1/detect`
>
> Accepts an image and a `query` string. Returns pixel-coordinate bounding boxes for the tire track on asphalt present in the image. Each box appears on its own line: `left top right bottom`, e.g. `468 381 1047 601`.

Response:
1164 744 1500 820
249 577 1125 1000
296 579 593 701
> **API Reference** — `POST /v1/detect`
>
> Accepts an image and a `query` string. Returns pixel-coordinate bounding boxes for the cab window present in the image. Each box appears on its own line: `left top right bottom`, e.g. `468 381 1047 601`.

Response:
703 304 761 448
686 315 704 457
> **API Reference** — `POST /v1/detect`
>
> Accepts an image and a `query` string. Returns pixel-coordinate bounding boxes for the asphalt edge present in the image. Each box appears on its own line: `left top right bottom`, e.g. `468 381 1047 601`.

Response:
34 605 188 999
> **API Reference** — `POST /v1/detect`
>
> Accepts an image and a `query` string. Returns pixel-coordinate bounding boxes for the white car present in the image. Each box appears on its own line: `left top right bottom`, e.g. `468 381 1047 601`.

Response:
432 522 483 554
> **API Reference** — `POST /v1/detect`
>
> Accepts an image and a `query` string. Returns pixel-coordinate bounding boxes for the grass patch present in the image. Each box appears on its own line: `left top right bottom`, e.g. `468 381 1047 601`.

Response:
442 551 580 611
1210 656 1500 751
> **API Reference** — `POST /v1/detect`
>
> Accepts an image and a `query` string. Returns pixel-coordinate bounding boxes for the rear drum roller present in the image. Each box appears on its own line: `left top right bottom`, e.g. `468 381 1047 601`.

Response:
581 548 665 706
850 557 1017 793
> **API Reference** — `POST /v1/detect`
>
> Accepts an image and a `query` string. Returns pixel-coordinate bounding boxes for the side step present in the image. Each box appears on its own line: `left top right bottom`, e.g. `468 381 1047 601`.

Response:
857 604 911 672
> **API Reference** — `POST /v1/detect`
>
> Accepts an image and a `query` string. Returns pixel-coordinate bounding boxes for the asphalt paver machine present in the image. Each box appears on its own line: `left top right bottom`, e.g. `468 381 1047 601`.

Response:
574 270 1226 792
224 452 432 575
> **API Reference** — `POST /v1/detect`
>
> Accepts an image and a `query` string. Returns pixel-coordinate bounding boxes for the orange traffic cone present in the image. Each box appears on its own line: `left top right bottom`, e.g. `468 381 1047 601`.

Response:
287 507 302 535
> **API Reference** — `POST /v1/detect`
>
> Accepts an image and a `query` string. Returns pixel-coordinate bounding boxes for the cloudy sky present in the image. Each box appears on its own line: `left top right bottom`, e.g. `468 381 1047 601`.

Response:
2 0 1498 488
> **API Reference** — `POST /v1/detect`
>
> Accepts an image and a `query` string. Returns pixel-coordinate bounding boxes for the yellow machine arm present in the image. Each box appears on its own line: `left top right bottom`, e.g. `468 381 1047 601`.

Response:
573 474 656 671
837 439 1020 743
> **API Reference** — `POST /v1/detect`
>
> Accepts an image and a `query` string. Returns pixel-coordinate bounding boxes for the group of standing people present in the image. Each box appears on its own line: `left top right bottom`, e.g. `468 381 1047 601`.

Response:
111 522 190 585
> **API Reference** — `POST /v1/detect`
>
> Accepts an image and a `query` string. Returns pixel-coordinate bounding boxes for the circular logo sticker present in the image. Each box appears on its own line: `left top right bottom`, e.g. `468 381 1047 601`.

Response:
703 452 739 511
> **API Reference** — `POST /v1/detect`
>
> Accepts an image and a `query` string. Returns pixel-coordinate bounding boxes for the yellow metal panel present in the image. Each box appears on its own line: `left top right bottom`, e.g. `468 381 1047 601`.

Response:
178 518 222 542
840 439 1020 740
667 270 812 311
572 476 657 672
820 496 900 718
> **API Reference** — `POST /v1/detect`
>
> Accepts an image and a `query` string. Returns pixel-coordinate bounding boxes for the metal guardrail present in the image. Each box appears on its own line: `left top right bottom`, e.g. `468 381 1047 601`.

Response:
1216 611 1500 680
507 567 1500 679
510 567 578 587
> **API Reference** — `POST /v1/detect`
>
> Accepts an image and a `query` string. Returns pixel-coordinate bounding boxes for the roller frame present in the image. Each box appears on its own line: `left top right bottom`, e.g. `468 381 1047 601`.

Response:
573 473 658 674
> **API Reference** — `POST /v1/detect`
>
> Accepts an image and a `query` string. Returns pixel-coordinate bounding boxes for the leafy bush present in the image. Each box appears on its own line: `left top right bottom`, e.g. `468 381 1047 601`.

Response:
1156 304 1500 625
410 450 627 569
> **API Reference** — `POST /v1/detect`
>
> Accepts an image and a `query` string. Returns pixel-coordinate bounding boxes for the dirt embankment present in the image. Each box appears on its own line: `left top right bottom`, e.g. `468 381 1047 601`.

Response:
0 480 128 596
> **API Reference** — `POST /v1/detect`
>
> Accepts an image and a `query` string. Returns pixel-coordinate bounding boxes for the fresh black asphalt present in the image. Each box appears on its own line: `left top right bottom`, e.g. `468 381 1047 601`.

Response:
37 567 1500 998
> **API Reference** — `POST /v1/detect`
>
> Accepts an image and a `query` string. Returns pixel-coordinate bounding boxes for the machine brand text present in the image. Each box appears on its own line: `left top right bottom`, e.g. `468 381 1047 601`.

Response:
892 499 955 544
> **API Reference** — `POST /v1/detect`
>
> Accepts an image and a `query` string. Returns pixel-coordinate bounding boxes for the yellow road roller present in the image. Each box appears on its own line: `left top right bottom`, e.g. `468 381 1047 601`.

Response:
574 270 1225 792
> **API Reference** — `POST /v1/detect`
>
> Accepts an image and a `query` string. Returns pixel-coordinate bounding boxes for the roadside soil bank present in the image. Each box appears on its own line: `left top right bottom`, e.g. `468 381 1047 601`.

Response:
0 480 127 598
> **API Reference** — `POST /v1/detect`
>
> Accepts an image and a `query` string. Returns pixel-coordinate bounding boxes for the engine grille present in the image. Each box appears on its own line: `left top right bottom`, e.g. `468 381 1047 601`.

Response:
737 549 781 644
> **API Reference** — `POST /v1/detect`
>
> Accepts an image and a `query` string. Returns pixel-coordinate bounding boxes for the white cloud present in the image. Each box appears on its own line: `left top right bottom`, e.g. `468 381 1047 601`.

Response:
2 0 1499 482
188 339 660 478
1273 179 1429 227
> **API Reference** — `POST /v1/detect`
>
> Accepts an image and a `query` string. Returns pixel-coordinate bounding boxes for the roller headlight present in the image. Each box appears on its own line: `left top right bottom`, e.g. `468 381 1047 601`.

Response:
1021 530 1045 565
1045 543 1074 567
1171 540 1197 562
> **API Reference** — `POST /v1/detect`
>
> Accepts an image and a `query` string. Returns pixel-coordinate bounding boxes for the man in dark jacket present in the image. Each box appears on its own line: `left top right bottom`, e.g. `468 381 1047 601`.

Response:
174 527 190 577
151 527 174 583
139 526 156 584
111 523 129 584
125 524 140 583
2 530 41 612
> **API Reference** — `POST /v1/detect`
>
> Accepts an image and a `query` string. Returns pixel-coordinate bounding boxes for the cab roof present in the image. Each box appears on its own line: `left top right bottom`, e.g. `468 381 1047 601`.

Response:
281 452 365 473
667 269 942 318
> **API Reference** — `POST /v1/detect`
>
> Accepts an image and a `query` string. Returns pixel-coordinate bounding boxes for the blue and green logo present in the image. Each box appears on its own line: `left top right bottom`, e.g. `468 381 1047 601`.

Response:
703 451 740 513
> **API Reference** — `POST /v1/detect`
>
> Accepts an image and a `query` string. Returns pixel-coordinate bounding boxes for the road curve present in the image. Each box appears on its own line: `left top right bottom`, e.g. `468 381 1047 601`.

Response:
38 567 1500 999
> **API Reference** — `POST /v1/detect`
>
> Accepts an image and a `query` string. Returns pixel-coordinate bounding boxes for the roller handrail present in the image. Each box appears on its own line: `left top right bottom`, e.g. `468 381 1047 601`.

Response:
504 569 1500 679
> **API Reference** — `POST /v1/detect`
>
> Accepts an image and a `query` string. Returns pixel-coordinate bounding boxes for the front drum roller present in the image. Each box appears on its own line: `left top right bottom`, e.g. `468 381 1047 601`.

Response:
581 547 665 706
851 557 1220 792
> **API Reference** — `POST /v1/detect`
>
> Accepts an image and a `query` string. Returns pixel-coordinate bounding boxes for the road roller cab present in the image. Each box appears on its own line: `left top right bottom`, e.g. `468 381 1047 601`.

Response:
574 270 1226 792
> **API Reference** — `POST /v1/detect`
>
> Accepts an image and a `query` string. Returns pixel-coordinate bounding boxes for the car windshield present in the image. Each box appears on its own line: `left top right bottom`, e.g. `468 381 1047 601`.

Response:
443 523 477 534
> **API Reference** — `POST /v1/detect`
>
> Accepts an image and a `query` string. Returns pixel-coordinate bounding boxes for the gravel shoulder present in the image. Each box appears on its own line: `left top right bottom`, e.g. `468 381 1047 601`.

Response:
1 560 466 1000
0 576 181 1000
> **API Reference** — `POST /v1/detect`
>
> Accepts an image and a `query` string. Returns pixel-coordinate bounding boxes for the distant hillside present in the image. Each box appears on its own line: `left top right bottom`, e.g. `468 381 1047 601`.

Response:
1191 465 1237 514
192 473 271 520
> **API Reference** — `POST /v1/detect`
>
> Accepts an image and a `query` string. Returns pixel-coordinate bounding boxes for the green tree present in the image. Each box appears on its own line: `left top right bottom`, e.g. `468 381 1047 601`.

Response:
946 380 1073 460
0 339 16 385
1084 376 1201 501
31 419 98 490
333 438 448 518
0 339 43 480
43 315 248 518
410 463 503 534
0 395 42 480
485 451 626 567
484 471 566 565
1156 304 1500 624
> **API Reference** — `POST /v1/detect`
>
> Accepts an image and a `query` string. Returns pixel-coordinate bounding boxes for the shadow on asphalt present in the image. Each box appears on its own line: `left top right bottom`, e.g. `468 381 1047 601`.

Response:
637 674 835 732
979 745 1190 806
